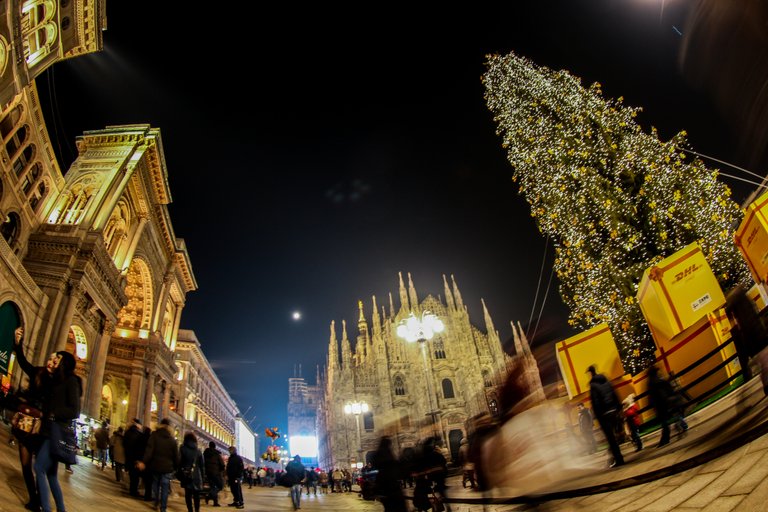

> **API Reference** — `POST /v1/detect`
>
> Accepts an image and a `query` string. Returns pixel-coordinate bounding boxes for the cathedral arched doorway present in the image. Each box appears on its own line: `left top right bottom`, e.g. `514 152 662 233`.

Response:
448 429 463 464
100 384 113 423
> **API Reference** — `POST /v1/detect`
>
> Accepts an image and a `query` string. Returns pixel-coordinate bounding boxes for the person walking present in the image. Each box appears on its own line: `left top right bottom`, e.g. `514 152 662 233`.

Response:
123 418 146 498
285 454 306 510
305 467 318 496
137 418 179 512
371 436 407 512
647 365 675 447
11 327 46 511
203 441 225 507
94 420 110 470
110 426 126 482
622 394 643 452
140 426 153 501
577 402 597 454
225 446 245 509
179 432 206 512
35 349 82 512
587 365 625 467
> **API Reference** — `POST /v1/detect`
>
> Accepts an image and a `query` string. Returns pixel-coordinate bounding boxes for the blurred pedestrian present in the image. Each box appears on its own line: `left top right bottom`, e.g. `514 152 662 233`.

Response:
458 437 475 489
371 436 407 512
94 420 110 470
226 446 245 509
123 418 145 498
179 432 205 512
647 365 674 447
587 365 624 467
285 454 306 510
577 403 597 454
725 283 768 382
621 394 643 452
137 418 179 512
415 436 450 512
110 426 126 482
203 441 225 506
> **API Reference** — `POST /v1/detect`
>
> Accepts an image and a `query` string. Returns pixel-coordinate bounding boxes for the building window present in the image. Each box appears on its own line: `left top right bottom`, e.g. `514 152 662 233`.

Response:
5 124 27 159
482 370 493 388
363 411 374 432
434 340 446 359
1 212 21 248
442 378 455 399
394 375 406 396
21 0 58 66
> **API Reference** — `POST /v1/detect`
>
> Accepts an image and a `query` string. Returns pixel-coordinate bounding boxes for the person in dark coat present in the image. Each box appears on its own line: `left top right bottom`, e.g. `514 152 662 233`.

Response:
371 437 406 512
137 418 179 512
285 454 306 510
35 348 82 512
123 418 145 497
203 441 225 506
587 365 624 467
11 326 47 511
647 365 676 447
226 446 245 509
726 284 768 384
140 426 153 501
179 432 206 512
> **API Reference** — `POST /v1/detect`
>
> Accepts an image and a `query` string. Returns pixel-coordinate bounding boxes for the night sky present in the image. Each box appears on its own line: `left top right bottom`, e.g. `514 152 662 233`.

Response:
35 1 764 444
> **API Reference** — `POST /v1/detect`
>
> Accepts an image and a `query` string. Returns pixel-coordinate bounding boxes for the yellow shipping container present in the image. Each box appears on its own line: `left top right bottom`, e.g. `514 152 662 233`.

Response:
654 315 734 401
747 283 767 312
637 242 726 347
555 323 625 399
734 191 768 284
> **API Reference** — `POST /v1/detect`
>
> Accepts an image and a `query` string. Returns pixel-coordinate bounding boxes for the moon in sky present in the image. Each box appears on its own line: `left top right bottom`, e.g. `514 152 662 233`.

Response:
292 311 301 321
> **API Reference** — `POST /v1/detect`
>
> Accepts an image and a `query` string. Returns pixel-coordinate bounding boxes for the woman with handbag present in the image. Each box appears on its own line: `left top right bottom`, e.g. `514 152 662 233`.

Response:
11 326 53 511
179 432 206 512
36 349 81 512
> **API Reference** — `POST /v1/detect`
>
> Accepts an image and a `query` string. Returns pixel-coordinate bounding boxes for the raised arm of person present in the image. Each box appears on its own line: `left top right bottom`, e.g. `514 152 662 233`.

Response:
12 327 36 377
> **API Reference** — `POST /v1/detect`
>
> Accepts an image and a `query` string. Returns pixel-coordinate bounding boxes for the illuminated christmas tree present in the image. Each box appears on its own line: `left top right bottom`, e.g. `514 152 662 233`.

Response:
483 52 750 372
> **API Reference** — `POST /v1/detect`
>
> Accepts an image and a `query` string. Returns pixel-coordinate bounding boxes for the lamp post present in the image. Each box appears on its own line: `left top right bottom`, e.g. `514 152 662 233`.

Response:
396 311 444 442
344 400 369 469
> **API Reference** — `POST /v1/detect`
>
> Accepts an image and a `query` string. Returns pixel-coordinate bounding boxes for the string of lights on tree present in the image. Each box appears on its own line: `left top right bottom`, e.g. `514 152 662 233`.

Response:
483 52 751 373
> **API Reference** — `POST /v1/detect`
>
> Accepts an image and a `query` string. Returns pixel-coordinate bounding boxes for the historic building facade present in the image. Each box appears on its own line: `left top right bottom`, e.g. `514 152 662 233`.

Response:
317 273 536 469
0 1 241 445
175 329 238 452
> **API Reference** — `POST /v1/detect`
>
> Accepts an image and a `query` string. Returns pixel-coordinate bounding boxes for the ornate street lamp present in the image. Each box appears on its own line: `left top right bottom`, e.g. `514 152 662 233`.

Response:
396 311 444 441
344 400 368 469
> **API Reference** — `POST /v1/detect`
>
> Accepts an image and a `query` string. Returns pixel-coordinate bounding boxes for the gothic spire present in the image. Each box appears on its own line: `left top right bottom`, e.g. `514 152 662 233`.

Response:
407 272 418 311
451 274 464 310
443 274 455 311
511 321 523 356
398 271 409 312
389 292 395 318
481 298 495 335
358 299 369 343
341 319 352 368
518 320 532 356
328 320 339 369
372 295 381 337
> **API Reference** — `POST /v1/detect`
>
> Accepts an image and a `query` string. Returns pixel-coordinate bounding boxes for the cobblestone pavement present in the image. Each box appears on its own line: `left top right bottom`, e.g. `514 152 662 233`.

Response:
1 379 767 511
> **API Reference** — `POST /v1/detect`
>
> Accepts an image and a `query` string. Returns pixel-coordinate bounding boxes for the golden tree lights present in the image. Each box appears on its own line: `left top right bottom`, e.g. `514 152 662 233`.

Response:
483 52 751 372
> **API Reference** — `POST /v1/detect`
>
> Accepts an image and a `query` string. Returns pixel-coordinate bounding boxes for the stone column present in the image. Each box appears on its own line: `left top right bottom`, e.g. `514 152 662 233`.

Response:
161 380 171 420
127 370 144 423
54 281 84 353
86 321 115 418
143 370 154 426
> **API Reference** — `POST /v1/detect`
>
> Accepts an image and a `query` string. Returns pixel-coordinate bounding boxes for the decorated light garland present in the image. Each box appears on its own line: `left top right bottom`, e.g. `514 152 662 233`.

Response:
483 52 751 373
